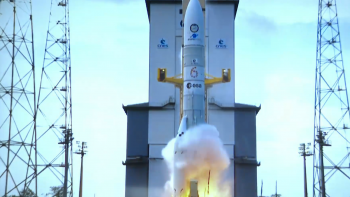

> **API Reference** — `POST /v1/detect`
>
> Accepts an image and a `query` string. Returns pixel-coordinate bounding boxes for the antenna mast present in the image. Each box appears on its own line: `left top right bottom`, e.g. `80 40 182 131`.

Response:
37 0 73 196
0 0 37 196
313 0 350 196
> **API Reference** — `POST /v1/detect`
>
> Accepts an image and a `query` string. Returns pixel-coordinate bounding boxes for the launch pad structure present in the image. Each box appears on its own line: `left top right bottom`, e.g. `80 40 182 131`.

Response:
122 0 261 196
0 1 74 196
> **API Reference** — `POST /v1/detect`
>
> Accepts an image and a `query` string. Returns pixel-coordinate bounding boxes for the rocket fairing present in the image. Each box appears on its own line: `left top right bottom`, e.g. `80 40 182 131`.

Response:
173 0 204 196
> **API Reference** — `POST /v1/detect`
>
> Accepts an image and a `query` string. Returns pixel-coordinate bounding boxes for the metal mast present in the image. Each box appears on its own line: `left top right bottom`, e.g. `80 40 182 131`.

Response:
75 141 88 197
299 143 313 197
37 0 73 197
0 0 37 196
313 0 350 196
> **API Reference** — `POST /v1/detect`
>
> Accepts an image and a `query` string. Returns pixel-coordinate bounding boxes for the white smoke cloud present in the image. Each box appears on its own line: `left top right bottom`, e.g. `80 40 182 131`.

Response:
161 124 232 197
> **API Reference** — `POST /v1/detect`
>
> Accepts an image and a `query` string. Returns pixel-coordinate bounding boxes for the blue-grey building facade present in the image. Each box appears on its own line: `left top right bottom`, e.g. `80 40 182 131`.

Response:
122 102 260 196
122 0 261 196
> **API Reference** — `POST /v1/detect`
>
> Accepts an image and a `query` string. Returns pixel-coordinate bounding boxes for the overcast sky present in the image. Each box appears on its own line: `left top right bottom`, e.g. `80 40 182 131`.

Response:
4 0 350 196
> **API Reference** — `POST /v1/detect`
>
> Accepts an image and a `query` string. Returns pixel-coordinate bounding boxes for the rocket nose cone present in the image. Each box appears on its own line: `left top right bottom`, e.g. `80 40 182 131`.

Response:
186 0 202 13
184 0 204 46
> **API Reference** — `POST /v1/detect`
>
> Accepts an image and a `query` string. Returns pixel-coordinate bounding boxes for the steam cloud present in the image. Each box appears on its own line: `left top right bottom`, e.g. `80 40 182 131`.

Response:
161 124 232 197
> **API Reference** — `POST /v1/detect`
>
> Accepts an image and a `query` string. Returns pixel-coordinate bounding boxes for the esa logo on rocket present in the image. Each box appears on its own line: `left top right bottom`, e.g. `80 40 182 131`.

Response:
186 82 202 89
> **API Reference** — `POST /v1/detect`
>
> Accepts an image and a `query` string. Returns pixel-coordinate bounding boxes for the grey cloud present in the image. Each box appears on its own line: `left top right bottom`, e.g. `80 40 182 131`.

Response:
237 9 277 34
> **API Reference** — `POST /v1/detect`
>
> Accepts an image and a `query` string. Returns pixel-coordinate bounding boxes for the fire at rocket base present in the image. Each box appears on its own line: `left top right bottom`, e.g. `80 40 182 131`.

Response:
170 116 232 197
173 0 205 196
190 180 199 197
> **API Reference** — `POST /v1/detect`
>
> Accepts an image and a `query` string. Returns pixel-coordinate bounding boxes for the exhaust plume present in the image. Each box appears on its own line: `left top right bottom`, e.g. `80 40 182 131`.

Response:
162 124 232 197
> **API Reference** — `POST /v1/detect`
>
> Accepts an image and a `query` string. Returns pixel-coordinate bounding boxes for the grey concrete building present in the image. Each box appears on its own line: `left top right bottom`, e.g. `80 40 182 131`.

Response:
122 0 260 196
122 102 260 196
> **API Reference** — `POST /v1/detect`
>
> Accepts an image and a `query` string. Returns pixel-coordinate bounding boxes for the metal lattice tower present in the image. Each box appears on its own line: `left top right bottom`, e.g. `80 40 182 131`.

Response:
313 0 350 196
36 0 73 196
0 0 37 196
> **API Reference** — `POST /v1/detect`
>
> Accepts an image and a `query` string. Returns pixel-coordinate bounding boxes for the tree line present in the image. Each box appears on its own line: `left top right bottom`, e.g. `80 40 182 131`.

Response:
8 186 63 197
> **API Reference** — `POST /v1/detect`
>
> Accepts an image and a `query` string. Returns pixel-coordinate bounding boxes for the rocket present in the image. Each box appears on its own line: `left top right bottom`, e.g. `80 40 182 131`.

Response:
182 0 205 128
173 0 204 196
156 0 230 195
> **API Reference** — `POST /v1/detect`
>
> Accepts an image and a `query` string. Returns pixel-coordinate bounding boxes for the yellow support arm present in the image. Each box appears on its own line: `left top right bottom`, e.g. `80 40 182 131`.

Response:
157 68 231 86
157 68 183 86
205 69 231 85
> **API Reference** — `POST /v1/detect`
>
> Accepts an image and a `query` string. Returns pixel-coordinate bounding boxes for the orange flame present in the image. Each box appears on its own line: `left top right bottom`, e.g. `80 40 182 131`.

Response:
162 124 233 197
182 174 232 197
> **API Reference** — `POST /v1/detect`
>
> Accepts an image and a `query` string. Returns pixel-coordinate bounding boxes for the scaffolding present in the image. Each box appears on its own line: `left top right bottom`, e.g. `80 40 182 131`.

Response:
0 0 37 196
36 0 73 196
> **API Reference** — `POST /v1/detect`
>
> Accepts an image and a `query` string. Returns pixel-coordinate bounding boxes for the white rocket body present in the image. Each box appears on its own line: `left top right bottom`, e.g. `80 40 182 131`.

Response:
183 0 205 128
173 115 187 197
173 0 205 196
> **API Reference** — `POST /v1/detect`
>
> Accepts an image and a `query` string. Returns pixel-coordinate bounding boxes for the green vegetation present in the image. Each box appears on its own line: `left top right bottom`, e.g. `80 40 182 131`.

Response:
45 186 63 197
8 186 63 197
8 188 37 197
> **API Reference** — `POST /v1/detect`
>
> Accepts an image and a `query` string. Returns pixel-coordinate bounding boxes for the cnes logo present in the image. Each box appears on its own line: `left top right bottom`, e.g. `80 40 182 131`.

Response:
158 38 168 48
216 39 227 49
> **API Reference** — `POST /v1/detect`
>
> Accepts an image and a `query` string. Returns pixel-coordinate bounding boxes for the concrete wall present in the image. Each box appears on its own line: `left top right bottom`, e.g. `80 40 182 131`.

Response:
148 109 175 144
125 163 149 197
207 3 235 104
234 110 258 197
148 4 182 195
234 163 257 197
126 110 149 157
125 110 149 197
235 111 256 158
149 3 178 105
208 109 235 144
148 159 169 197
124 106 258 197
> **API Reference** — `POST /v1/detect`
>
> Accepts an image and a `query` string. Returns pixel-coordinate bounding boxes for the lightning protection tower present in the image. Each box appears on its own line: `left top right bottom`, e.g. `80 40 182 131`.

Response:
0 0 38 196
313 0 350 196
36 0 73 197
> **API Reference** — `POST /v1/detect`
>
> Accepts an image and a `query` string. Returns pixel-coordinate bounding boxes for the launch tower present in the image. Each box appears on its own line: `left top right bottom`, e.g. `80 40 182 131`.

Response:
0 1 37 196
37 0 73 196
313 0 350 196
122 0 260 196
